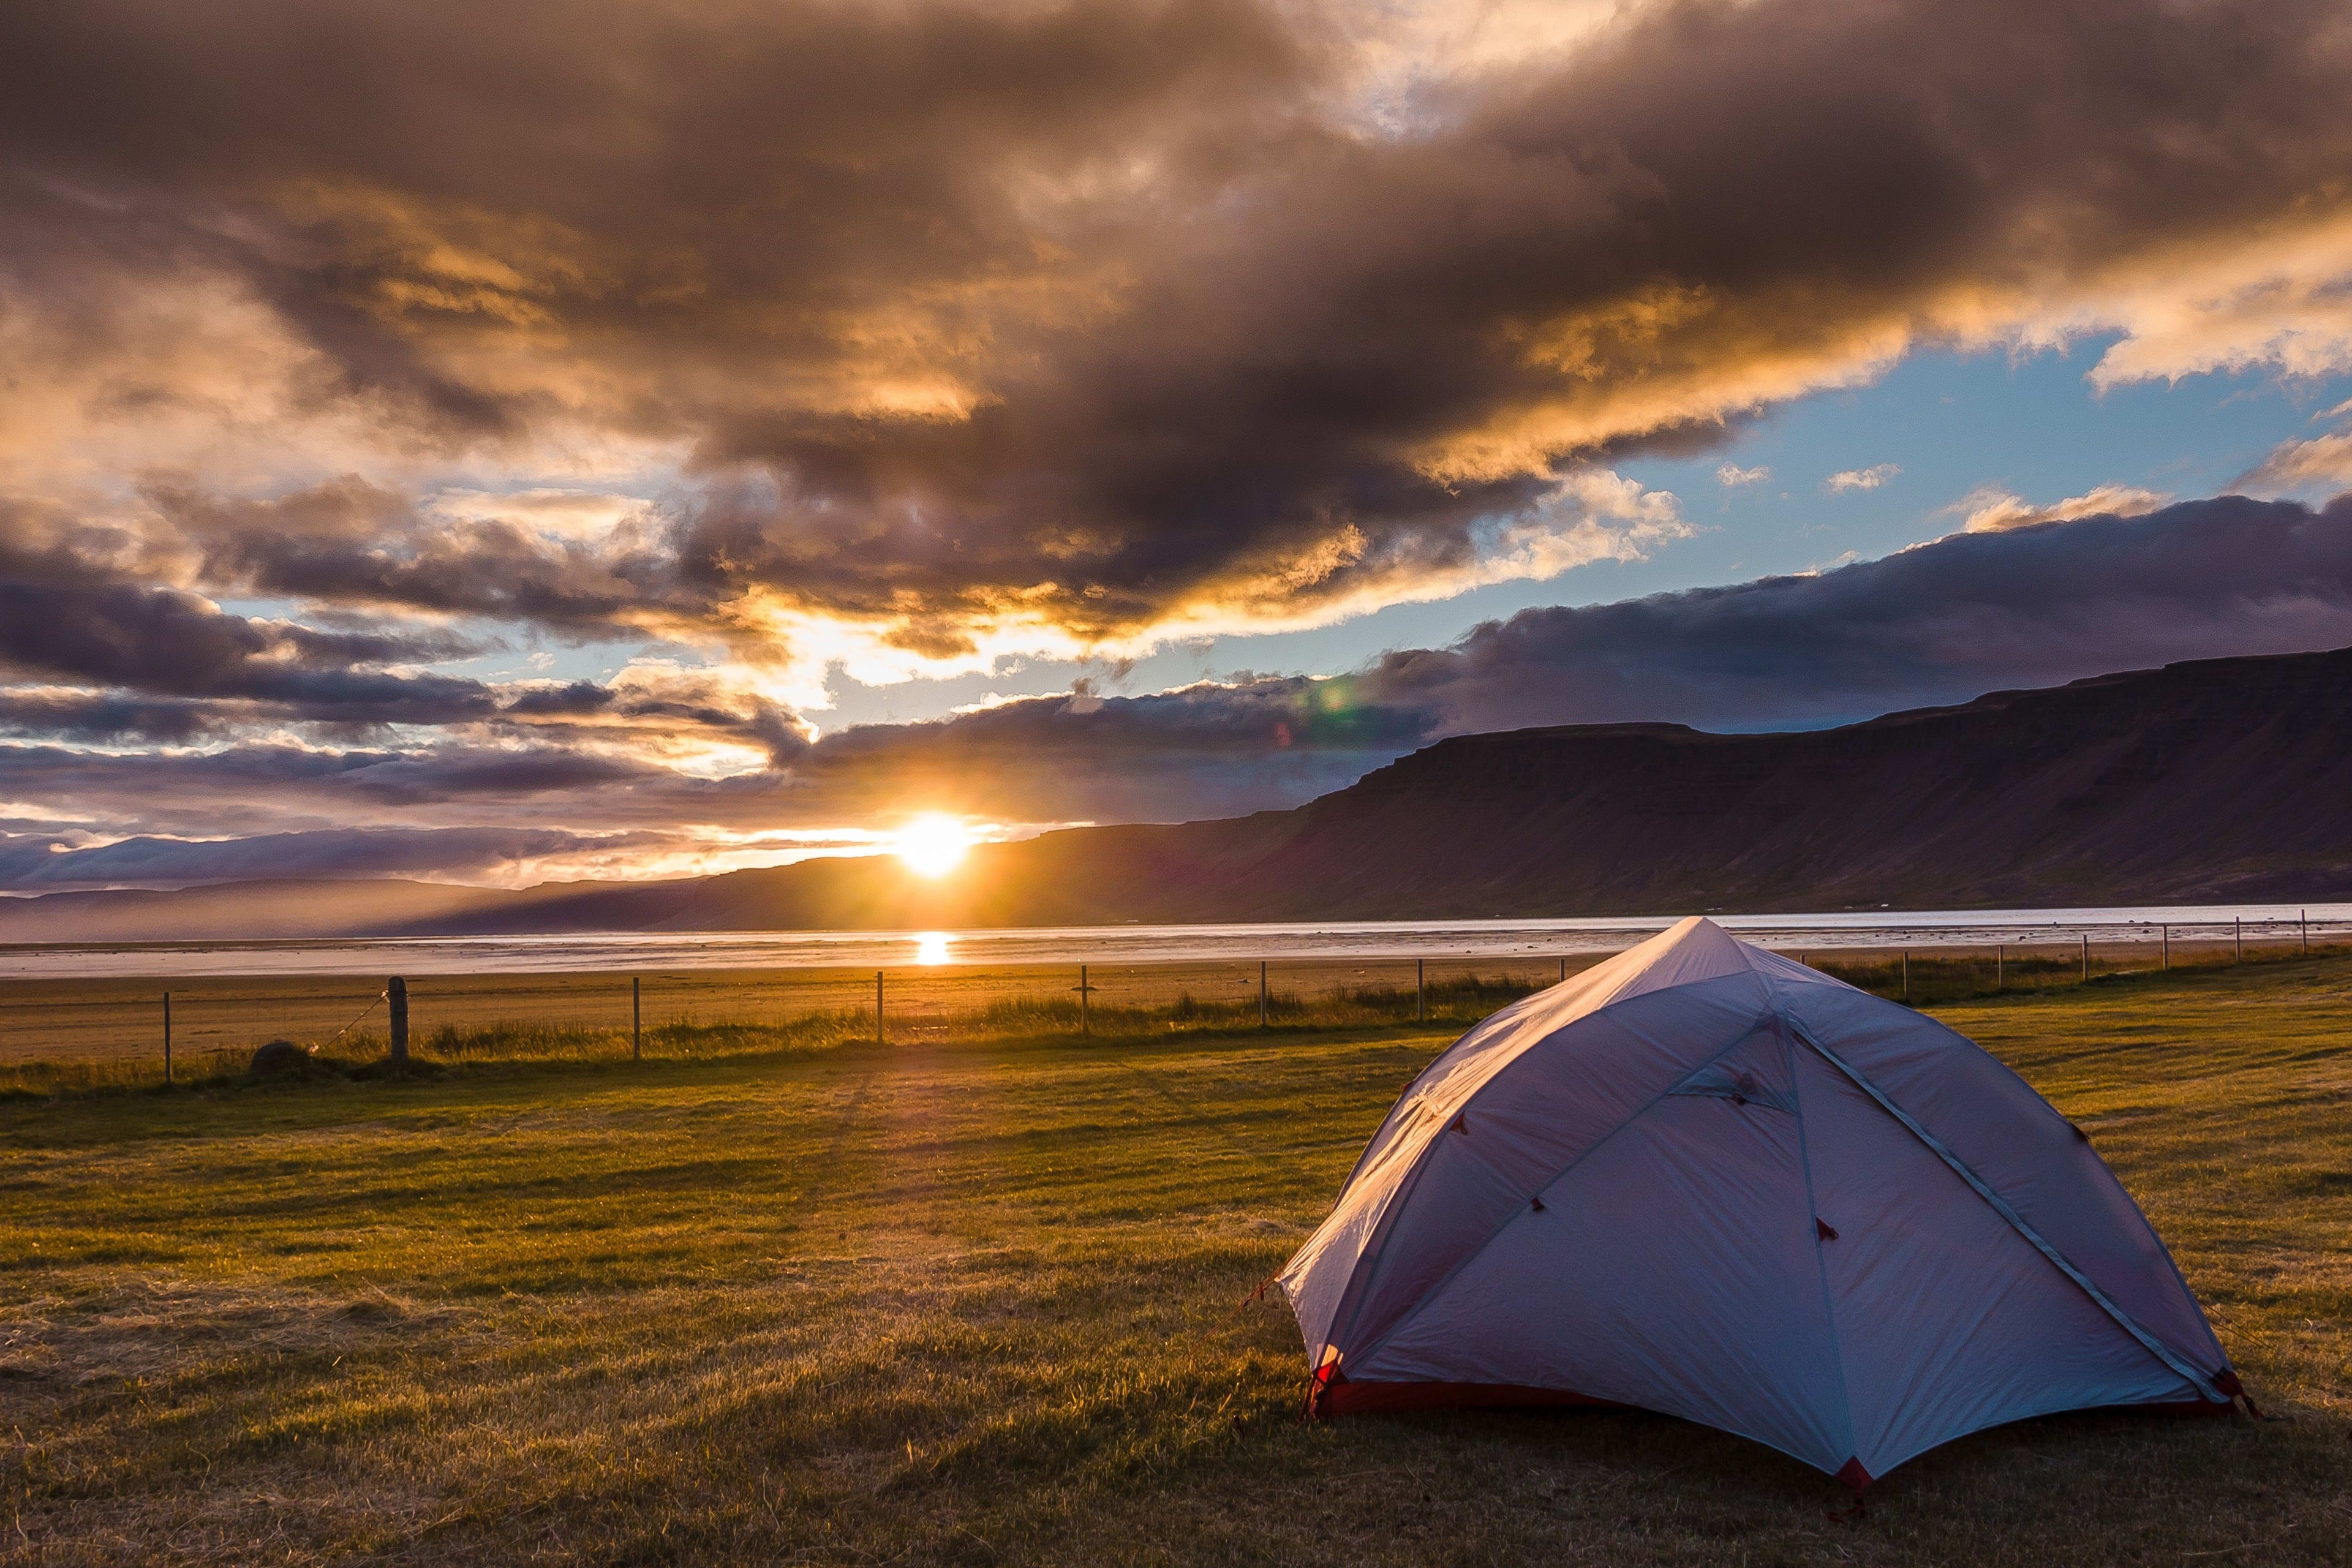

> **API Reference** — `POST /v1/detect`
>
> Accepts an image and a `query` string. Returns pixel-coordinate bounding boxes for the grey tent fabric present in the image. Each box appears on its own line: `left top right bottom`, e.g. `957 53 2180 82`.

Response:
1277 918 2236 1487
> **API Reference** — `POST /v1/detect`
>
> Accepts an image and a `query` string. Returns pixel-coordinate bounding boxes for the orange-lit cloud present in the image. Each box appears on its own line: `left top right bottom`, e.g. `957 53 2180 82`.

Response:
9 0 2352 886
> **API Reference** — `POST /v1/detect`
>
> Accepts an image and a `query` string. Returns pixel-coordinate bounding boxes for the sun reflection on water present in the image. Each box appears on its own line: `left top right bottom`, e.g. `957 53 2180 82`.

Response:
914 932 952 965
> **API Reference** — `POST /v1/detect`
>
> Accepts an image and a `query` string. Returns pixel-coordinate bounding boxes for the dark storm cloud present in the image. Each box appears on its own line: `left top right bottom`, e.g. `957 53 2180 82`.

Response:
0 527 496 722
1357 494 2352 734
146 479 693 643
7 492 2352 891
750 494 2352 815
0 541 807 753
10 0 2352 891
0 587 491 723
6 0 2351 643
700 491 2352 823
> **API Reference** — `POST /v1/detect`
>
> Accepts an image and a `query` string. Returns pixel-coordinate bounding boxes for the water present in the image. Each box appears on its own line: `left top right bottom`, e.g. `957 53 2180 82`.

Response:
1 903 2345 979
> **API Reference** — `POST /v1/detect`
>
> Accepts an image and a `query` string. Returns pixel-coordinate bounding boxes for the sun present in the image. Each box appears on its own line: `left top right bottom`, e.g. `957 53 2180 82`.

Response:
893 813 973 878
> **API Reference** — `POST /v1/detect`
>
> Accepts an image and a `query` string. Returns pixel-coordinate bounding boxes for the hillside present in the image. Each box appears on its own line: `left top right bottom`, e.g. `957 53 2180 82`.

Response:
6 644 2351 940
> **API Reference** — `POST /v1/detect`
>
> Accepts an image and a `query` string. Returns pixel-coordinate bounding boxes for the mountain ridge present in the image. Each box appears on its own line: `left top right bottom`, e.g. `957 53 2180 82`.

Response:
6 643 2351 942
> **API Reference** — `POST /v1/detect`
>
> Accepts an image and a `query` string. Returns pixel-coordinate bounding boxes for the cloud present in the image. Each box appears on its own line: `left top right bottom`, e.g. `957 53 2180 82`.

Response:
6 491 2351 890
1 0 2351 669
2064 211 2352 390
0 825 669 892
1958 482 2171 533
1825 464 1901 494
0 519 812 761
1354 492 2352 735
10 1 2352 889
2241 425 2352 497
1717 463 1770 487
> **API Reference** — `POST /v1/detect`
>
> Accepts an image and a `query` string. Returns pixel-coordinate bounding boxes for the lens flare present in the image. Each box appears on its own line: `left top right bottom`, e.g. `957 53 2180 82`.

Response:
894 813 973 877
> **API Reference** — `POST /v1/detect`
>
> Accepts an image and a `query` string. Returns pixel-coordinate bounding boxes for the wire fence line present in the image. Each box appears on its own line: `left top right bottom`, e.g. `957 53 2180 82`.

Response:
1 914 2343 1077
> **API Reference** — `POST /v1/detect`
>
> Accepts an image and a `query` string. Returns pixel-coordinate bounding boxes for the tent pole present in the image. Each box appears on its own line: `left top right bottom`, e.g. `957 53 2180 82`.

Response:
1790 1022 2227 1404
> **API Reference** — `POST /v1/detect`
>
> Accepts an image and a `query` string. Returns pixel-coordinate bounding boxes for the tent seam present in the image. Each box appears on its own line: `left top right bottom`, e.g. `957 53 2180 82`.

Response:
1337 999 1774 1374
1301 1113 1451 1365
1874 1004 2231 1372
1784 1017 2225 1404
1781 1008 1863 1471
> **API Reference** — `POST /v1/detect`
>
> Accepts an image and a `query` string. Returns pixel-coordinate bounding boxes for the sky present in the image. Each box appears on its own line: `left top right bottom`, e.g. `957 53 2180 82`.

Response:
7 0 2352 894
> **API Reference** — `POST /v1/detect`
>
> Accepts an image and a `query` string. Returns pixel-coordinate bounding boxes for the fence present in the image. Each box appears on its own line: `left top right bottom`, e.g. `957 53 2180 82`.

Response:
1 915 2342 1079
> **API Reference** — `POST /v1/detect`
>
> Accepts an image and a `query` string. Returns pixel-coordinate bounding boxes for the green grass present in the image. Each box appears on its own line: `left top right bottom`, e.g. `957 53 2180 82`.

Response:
1 955 2348 1564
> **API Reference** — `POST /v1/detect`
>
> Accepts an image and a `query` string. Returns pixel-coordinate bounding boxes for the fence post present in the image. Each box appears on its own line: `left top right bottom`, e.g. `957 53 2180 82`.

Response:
1901 950 1909 1002
875 970 884 1045
2235 917 2242 963
1079 963 1090 1036
1558 957 1567 985
1259 962 1268 1030
163 991 173 1086
388 977 409 1069
2302 909 2309 954
1416 959 1425 1022
632 976 642 1061
2162 925 2169 971
2081 933 2089 982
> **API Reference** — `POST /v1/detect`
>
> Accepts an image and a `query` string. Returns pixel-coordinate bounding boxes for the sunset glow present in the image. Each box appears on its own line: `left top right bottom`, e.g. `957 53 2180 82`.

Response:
2 0 2351 901
894 815 973 878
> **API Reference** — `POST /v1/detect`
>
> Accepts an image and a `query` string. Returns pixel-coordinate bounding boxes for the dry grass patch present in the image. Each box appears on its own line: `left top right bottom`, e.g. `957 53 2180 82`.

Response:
1 962 2349 1564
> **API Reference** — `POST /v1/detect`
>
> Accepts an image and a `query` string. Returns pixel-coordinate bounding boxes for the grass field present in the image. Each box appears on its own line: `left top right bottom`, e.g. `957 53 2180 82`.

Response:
0 935 2283 1080
2 951 2348 1564
0 957 1601 1074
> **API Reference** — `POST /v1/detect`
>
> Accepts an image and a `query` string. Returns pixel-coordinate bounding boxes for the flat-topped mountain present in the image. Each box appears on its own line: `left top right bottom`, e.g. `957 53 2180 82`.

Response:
7 644 2351 941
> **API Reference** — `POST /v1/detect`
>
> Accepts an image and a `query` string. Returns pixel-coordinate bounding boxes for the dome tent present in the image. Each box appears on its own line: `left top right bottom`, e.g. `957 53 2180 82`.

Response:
1277 917 2241 1490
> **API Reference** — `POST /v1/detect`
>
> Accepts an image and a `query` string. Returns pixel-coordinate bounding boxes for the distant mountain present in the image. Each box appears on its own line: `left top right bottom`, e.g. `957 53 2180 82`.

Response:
7 644 2351 942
